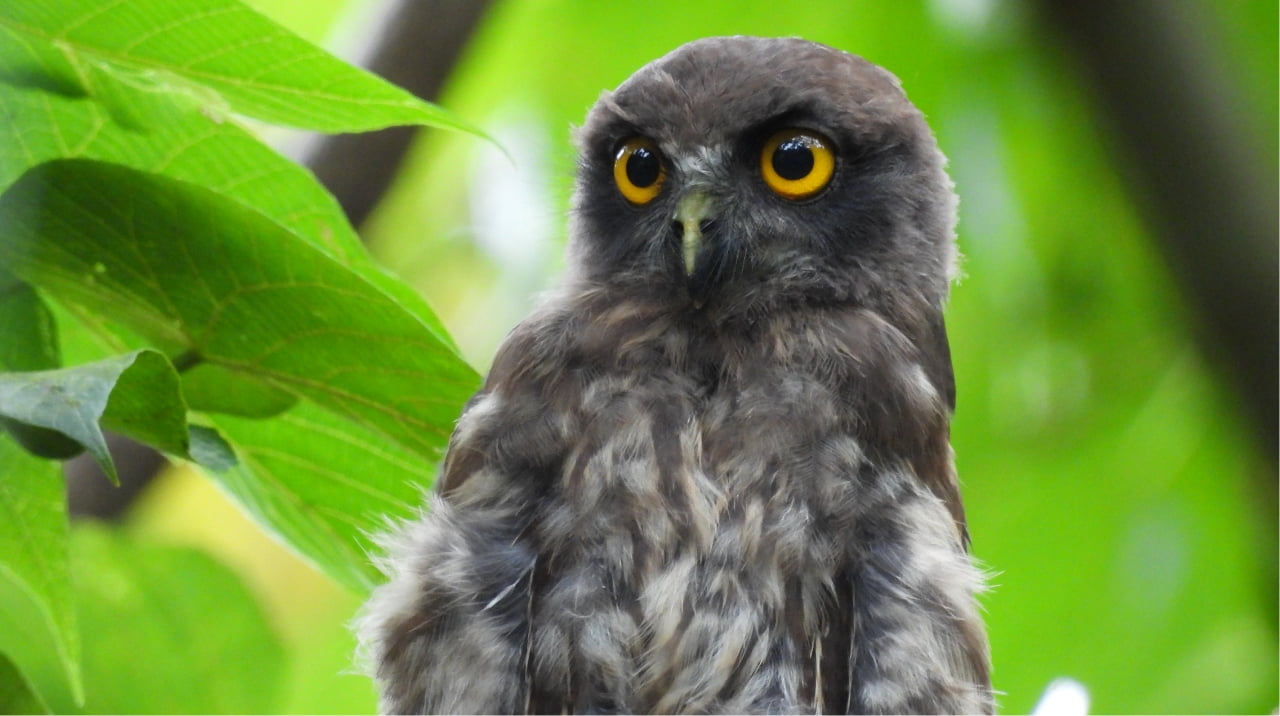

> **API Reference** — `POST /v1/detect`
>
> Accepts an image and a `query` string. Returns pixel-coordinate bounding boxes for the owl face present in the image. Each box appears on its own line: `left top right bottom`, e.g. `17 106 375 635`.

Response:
570 36 957 324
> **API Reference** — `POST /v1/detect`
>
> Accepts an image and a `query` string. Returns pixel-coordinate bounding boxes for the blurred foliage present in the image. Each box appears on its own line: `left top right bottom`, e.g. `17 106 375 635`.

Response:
49 526 285 714
6 0 1270 713
129 465 377 714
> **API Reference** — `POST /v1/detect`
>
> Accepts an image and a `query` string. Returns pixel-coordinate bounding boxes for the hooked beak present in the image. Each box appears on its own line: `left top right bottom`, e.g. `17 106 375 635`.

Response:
674 190 714 277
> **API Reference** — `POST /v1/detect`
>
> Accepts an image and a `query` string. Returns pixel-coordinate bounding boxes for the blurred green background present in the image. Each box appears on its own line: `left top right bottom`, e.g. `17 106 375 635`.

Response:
100 0 1276 713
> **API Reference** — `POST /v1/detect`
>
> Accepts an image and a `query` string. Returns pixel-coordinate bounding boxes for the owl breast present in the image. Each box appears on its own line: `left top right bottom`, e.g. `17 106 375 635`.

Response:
520 305 951 713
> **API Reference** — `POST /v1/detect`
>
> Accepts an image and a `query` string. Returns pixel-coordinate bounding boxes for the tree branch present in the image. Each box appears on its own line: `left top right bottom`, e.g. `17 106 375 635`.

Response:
303 0 495 229
1035 0 1278 463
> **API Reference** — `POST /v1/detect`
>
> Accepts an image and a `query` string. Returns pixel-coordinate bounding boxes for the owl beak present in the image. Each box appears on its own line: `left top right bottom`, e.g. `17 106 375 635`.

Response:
674 190 715 276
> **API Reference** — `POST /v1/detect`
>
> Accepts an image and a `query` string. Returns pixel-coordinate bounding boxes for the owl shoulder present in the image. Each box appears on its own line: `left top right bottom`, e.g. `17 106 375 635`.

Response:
437 303 588 496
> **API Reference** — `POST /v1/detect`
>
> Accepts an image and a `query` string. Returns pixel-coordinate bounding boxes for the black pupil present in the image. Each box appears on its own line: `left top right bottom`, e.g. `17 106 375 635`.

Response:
626 146 661 188
772 138 814 180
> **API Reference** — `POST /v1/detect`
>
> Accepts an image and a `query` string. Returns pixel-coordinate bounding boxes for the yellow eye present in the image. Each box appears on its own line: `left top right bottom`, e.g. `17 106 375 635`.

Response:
760 129 835 200
613 137 665 205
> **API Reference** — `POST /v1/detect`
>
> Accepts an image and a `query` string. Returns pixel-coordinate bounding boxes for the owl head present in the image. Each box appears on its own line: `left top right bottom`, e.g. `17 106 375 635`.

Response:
567 36 958 327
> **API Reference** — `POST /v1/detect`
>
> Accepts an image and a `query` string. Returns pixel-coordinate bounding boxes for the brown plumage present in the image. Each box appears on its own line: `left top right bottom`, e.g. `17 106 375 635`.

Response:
358 36 993 714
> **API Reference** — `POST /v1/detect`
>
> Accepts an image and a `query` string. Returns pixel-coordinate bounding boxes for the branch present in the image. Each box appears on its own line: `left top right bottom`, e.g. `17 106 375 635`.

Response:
303 0 496 229
1035 0 1278 464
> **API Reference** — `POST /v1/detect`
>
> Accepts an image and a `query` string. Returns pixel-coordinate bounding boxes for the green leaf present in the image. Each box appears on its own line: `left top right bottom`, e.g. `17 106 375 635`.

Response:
0 269 80 461
0 435 81 710
0 267 58 373
57 525 285 713
0 652 48 714
188 424 237 472
0 0 483 135
0 68 359 252
208 399 427 594
0 159 479 462
0 350 192 482
0 35 462 353
182 362 297 418
0 420 83 463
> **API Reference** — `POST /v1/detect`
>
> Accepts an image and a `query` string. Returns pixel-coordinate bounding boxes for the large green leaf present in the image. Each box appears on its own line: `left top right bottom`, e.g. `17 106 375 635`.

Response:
0 80 363 259
0 159 478 463
0 0 470 354
181 363 298 419
209 399 428 594
0 350 208 482
0 435 79 711
0 0 481 134
53 526 285 713
0 62 459 355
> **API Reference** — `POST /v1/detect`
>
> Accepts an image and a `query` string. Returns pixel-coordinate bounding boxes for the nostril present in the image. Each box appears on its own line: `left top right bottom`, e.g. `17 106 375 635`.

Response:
670 220 684 239
699 219 716 236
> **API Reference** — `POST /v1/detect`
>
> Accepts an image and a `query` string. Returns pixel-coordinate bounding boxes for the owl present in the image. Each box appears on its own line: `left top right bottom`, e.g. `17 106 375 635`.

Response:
358 36 993 714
